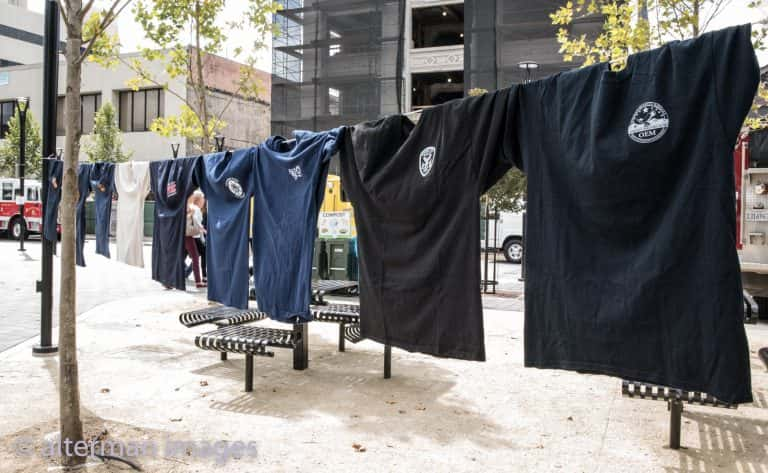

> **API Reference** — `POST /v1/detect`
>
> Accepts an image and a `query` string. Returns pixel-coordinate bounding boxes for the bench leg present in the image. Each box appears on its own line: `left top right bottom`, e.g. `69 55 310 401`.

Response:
669 399 683 449
384 344 391 379
245 354 253 392
293 323 309 371
220 352 228 361
338 323 346 352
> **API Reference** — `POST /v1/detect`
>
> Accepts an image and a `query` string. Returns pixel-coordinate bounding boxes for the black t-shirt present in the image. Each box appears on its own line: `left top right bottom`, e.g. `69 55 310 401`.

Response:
339 88 517 361
150 157 199 290
519 25 758 404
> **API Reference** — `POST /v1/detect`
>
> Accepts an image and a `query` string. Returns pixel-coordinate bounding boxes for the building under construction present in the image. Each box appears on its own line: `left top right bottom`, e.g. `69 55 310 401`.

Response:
271 0 602 135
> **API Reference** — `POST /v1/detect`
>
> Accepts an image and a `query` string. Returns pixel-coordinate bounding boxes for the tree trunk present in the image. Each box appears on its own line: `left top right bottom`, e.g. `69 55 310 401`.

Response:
194 0 210 153
692 0 700 37
59 0 85 467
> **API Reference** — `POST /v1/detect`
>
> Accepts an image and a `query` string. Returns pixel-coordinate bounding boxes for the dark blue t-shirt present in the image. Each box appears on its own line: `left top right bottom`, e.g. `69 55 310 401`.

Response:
197 148 255 309
43 160 62 243
150 157 199 290
76 163 91 267
252 129 340 322
89 162 115 258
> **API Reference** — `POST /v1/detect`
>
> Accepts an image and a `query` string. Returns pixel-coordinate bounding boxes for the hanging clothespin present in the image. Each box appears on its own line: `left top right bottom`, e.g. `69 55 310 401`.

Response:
215 135 225 152
171 143 180 159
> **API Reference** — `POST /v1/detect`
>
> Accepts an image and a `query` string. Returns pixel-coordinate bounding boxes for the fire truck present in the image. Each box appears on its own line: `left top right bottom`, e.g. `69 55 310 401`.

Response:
734 129 768 320
0 177 44 240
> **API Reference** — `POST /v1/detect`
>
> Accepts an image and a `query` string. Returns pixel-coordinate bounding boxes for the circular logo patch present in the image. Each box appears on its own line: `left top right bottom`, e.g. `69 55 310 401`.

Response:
226 178 245 199
628 102 669 144
419 146 436 178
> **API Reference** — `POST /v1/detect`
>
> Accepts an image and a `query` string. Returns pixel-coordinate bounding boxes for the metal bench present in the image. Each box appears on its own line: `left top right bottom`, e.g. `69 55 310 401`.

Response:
310 303 391 378
621 380 736 449
181 303 392 380
180 306 267 328
311 280 359 304
196 323 308 392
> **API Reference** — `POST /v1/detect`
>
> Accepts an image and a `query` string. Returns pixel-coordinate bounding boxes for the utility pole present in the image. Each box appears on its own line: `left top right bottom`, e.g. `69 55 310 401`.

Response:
34 0 60 355
16 97 28 252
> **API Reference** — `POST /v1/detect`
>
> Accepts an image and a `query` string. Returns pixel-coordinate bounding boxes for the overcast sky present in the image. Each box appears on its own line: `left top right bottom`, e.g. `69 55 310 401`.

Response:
27 0 764 68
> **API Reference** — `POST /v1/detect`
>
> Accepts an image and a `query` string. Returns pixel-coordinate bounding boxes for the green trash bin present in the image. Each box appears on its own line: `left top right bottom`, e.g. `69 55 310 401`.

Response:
85 200 96 235
143 201 155 237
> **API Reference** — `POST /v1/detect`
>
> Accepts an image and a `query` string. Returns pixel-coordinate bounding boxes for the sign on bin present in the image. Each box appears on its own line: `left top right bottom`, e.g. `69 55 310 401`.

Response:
318 211 351 238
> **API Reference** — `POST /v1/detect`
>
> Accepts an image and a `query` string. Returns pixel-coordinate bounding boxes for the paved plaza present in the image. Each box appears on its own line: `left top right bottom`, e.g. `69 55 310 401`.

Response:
0 240 766 472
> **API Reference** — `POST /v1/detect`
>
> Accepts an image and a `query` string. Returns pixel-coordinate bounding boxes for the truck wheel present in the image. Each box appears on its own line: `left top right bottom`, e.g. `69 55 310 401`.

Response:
8 217 27 241
503 238 523 264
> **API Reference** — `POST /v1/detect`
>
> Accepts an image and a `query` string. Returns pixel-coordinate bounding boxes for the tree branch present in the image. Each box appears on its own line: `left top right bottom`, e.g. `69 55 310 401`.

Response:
117 55 195 111
76 0 132 65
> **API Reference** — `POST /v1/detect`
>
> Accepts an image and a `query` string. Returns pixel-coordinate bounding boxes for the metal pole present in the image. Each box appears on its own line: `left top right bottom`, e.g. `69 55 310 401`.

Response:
34 0 59 355
669 399 683 449
17 99 27 252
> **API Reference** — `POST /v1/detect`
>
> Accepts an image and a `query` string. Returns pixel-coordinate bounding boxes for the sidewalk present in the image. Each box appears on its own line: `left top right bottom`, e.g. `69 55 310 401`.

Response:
0 290 766 472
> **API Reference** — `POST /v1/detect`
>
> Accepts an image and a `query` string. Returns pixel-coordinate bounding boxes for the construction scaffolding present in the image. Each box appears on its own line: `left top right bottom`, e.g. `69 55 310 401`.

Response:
271 0 405 138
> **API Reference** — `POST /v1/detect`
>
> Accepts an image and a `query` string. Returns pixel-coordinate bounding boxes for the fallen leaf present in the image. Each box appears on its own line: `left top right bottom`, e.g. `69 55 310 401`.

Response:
100 388 110 394
567 416 573 421
398 410 406 414
170 418 183 422
385 400 397 405
199 380 208 387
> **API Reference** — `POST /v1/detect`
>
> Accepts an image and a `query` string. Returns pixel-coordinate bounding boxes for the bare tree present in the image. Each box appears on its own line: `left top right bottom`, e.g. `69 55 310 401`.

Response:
56 0 130 466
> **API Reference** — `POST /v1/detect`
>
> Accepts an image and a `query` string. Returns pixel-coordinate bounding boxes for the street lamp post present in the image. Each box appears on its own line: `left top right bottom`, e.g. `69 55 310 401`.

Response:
16 96 29 252
517 60 539 84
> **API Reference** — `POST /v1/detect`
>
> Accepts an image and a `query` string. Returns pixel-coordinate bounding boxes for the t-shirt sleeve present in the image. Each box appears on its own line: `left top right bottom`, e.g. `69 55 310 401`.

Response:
321 127 343 162
710 24 760 143
444 86 520 193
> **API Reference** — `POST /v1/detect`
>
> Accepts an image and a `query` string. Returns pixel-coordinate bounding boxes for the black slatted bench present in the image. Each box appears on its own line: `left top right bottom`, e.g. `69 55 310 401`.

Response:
196 323 308 392
621 380 737 449
181 303 392 384
311 280 359 304
310 303 391 378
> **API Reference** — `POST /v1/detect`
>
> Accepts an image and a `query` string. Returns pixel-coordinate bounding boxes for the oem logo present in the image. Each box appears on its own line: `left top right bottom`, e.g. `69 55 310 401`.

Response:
419 146 436 178
226 178 245 199
628 102 669 144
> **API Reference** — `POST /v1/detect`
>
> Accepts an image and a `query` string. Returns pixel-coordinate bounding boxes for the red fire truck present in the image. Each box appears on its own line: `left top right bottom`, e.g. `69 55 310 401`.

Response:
734 129 768 320
0 178 44 240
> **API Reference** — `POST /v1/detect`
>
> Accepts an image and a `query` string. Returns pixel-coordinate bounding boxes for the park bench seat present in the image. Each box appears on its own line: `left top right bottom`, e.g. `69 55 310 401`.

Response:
195 323 308 392
621 380 736 449
179 306 267 328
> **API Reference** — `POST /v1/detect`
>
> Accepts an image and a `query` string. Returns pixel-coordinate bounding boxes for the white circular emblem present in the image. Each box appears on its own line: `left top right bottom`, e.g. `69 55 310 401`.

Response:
628 102 669 144
226 177 245 199
419 146 436 177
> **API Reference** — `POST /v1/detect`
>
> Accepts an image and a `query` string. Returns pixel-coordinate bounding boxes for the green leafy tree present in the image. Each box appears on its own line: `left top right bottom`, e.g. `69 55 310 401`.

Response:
552 0 768 128
105 0 281 153
83 102 131 163
0 108 42 178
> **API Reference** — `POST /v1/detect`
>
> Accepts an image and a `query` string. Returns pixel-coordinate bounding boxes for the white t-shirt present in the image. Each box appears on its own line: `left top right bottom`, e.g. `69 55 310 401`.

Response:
115 161 150 267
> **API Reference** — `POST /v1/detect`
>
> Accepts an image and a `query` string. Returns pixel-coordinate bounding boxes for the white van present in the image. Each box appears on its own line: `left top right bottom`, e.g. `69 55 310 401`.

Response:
497 211 524 263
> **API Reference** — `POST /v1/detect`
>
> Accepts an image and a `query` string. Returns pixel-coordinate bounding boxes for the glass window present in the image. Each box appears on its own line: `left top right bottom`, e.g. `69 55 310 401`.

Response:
2 182 13 200
26 186 38 202
0 100 16 139
412 5 464 48
56 94 102 136
119 88 163 132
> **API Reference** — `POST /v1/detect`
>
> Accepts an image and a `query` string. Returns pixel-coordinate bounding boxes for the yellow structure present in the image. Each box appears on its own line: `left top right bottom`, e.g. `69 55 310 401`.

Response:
319 174 356 237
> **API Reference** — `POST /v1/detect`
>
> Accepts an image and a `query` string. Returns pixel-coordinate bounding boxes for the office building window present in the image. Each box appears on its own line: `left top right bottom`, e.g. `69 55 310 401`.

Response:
0 99 17 139
412 5 464 48
56 93 102 135
119 88 163 132
411 71 464 109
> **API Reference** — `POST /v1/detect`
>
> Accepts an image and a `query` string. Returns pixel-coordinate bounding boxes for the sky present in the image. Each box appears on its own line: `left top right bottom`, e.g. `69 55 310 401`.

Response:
27 0 274 72
27 0 766 68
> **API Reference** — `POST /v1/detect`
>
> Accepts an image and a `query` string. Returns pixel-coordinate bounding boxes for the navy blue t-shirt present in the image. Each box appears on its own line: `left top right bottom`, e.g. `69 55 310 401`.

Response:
43 160 62 243
150 157 199 290
89 162 115 258
252 130 340 322
75 163 91 267
519 25 758 404
197 148 255 309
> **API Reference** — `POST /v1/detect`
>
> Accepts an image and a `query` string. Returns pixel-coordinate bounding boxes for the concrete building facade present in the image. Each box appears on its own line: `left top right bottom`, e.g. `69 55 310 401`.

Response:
0 2 271 165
